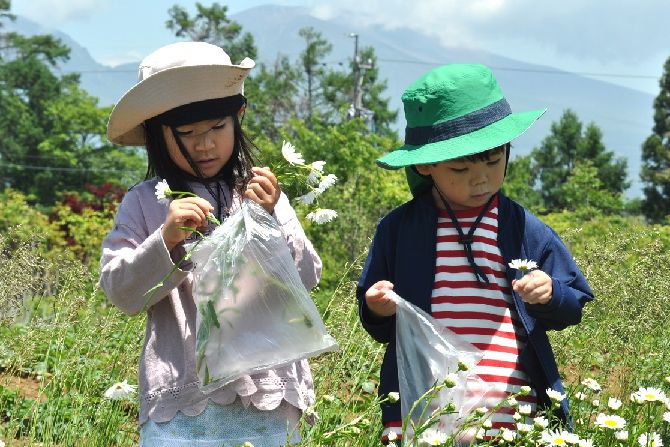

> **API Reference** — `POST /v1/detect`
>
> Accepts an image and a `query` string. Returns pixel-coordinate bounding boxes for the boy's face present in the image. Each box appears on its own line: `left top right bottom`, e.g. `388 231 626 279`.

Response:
415 147 506 210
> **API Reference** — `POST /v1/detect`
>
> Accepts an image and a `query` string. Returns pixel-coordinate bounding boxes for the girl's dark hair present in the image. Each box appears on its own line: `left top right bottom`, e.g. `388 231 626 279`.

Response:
143 112 257 199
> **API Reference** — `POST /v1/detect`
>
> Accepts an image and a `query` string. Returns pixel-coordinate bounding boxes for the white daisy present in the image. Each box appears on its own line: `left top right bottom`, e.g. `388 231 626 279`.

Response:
508 259 538 272
388 392 400 403
546 388 567 402
517 423 533 433
501 428 516 442
281 140 305 165
361 381 375 394
533 416 549 429
631 387 667 404
608 397 623 410
154 179 172 204
594 413 626 430
417 428 448 446
295 190 317 205
663 411 670 423
575 391 587 401
540 429 570 446
306 208 337 224
443 372 459 388
518 403 533 415
581 378 602 392
615 430 629 440
638 432 663 447
103 380 137 400
578 438 594 447
316 173 338 193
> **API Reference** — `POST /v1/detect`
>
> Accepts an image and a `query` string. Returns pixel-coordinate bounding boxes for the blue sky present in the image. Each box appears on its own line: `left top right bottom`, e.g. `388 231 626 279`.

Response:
10 0 670 95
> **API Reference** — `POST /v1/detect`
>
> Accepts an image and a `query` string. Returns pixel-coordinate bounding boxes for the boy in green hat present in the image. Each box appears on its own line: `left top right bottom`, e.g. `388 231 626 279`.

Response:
357 64 594 444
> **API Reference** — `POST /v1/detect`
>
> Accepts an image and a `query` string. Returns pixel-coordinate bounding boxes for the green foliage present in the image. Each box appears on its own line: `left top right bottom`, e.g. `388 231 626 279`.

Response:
530 109 628 212
559 160 625 218
254 118 408 288
501 154 543 212
0 11 144 205
641 57 670 222
165 2 257 62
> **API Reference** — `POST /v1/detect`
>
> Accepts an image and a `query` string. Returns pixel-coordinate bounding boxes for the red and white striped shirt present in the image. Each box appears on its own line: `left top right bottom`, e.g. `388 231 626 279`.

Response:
432 196 536 432
382 197 537 443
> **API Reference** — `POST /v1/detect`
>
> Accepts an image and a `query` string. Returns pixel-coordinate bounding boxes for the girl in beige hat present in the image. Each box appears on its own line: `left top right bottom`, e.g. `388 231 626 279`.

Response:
100 41 321 446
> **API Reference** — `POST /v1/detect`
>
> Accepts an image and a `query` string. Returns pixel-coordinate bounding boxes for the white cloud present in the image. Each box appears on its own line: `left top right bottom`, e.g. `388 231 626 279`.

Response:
12 0 110 26
310 0 670 64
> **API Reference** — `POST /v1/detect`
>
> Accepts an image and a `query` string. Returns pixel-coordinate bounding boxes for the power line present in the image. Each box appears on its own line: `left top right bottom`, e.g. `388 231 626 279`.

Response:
0 162 141 174
375 58 660 80
56 61 661 80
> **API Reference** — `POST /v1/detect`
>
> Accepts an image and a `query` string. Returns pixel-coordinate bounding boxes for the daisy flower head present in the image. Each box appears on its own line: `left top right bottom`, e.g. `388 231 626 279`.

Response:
519 385 532 395
581 378 602 392
417 428 448 446
155 179 172 204
316 173 338 193
306 208 338 224
508 259 538 273
533 415 549 429
575 391 587 401
578 438 594 447
638 432 663 447
518 403 532 415
501 428 516 442
361 381 376 394
608 397 623 410
631 387 667 404
295 190 317 205
475 406 489 416
663 411 670 423
541 429 570 446
104 379 137 400
443 372 459 388
615 430 629 440
517 422 533 433
388 392 400 403
595 413 626 430
281 140 305 165
546 388 567 403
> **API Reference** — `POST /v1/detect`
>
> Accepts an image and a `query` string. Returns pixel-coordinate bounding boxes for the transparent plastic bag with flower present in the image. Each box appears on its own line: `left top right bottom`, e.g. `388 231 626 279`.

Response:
187 198 339 393
385 290 490 443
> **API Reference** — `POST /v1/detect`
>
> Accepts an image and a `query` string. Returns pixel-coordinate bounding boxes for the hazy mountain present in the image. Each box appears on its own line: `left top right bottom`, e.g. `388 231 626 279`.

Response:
7 6 657 197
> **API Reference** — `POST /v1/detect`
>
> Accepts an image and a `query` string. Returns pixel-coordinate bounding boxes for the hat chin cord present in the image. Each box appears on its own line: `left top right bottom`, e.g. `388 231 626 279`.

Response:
433 182 496 284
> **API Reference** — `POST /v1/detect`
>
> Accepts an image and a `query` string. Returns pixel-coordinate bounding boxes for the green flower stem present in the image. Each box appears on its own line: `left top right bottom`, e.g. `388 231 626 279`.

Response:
141 227 205 312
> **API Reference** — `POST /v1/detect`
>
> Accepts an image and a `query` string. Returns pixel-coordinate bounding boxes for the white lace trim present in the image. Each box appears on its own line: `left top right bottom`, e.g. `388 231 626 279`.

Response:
140 360 315 424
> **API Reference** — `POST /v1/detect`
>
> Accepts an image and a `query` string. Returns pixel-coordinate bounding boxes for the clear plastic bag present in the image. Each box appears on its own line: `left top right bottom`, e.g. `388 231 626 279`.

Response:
188 199 338 394
386 290 489 442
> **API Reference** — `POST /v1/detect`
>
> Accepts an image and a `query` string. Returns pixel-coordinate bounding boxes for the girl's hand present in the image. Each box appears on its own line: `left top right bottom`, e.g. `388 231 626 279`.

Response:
161 197 214 251
244 166 281 214
365 280 397 318
512 269 553 305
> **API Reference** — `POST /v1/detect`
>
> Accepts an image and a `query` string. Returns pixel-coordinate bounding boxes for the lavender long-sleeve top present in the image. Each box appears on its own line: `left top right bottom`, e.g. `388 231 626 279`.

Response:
99 177 322 425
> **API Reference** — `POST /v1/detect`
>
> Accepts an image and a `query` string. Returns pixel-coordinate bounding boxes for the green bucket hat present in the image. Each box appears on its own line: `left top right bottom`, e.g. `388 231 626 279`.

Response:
377 64 545 193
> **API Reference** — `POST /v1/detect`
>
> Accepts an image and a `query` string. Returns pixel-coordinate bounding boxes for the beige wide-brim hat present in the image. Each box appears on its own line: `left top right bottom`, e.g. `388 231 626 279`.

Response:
107 41 255 146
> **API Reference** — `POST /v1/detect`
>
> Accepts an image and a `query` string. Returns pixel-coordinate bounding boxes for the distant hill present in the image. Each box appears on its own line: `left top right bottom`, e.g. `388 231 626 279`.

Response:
7 6 656 197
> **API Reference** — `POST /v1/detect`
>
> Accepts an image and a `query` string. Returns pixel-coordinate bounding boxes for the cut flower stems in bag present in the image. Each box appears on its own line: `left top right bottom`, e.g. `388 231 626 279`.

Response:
385 290 491 445
144 140 339 393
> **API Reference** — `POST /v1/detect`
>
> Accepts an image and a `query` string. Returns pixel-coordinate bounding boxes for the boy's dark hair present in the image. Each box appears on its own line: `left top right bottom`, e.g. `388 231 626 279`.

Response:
458 142 510 163
143 112 257 200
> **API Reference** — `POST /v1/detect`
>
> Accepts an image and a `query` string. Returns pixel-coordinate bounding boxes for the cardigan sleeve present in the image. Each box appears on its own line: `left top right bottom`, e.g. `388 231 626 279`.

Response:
523 224 594 331
357 217 396 344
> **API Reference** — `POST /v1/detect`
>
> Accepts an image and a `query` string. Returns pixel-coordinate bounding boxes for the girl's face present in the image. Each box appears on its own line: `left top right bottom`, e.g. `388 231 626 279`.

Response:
415 147 506 210
162 116 235 178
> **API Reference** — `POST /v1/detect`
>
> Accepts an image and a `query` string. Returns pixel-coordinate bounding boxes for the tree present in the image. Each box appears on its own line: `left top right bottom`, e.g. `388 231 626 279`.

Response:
166 2 257 62
0 3 144 204
501 154 543 212
297 27 332 121
640 56 670 222
560 160 624 216
530 109 628 211
321 45 398 135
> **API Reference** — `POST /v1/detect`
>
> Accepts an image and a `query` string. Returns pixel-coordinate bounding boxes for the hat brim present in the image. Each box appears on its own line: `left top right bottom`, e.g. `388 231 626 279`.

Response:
377 108 546 169
107 61 254 146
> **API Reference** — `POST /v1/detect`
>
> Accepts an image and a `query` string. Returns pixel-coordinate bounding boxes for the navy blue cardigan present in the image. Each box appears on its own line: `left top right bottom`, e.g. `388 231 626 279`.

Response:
357 191 594 425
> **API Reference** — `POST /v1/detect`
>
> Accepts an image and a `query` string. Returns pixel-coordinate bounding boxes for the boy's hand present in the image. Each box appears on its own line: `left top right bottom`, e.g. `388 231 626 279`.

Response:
512 269 553 305
162 197 214 251
365 280 397 318
244 166 281 214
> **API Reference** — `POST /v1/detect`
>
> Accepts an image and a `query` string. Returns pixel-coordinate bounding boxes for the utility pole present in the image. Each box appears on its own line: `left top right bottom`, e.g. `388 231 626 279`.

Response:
348 33 374 128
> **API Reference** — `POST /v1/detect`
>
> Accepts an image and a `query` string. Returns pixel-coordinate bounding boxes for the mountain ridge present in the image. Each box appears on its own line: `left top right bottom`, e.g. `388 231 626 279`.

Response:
5 6 655 197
